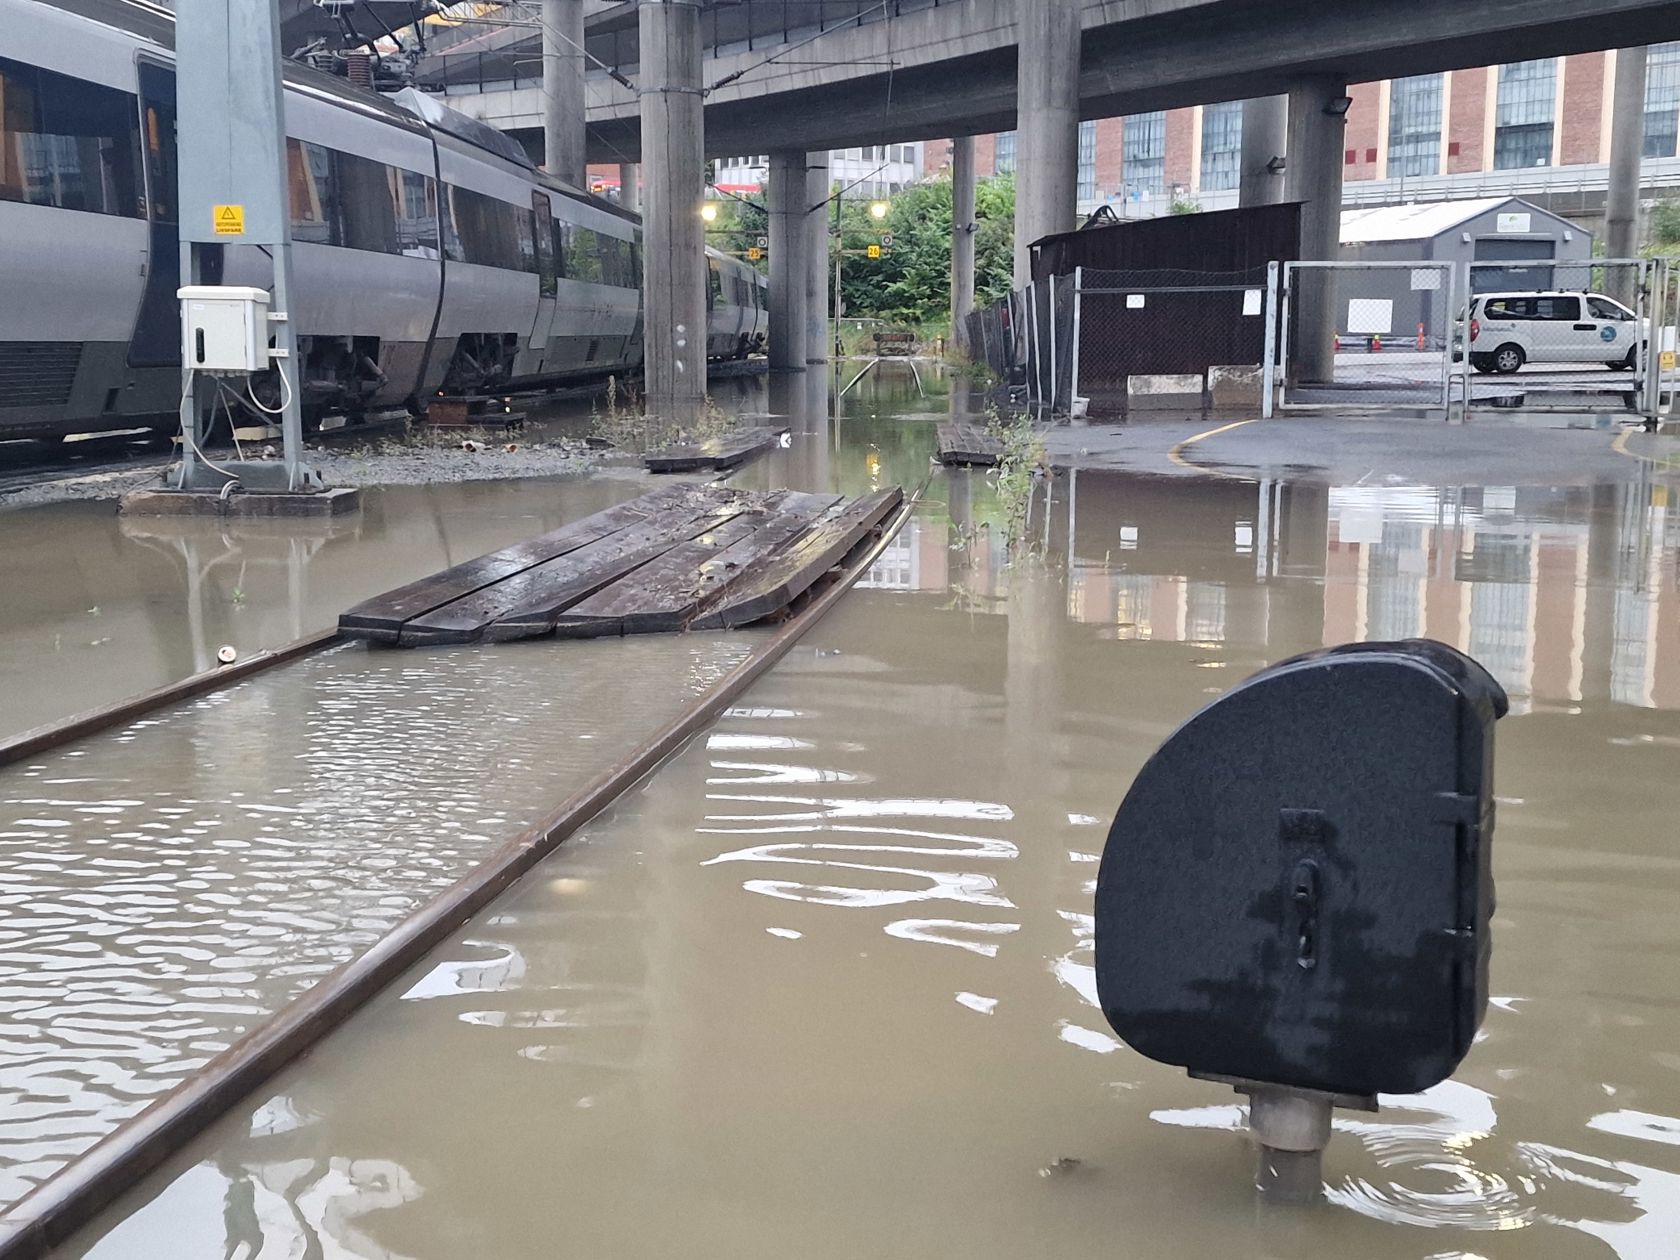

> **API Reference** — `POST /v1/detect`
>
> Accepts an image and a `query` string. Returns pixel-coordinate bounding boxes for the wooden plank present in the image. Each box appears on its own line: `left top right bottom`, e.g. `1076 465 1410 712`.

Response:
405 498 755 646
644 425 789 474
936 422 1003 467
691 487 904 631
550 491 842 639
338 484 706 641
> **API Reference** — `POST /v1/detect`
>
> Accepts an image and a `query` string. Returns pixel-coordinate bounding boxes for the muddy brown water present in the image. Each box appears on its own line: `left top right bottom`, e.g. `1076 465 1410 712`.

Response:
2 362 1677 1257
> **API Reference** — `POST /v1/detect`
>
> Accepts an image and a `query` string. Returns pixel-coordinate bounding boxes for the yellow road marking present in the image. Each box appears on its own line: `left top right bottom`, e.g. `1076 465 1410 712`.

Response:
1167 418 1261 472
1611 424 1680 472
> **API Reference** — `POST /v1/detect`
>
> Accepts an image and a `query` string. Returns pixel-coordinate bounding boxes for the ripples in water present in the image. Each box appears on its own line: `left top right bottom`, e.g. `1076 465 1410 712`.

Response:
0 635 755 1208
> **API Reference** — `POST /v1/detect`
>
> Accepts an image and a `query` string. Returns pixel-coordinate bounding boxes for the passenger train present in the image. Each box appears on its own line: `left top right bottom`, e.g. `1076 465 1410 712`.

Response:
0 0 769 441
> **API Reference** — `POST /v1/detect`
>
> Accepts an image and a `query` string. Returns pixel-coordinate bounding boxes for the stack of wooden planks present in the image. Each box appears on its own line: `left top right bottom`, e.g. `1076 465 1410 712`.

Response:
644 425 790 473
339 483 903 646
936 422 1005 467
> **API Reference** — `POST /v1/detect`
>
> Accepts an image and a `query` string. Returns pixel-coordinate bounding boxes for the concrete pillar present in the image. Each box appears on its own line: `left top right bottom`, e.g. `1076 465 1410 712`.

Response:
1013 0 1082 286
1608 47 1648 283
1286 77 1349 384
638 0 707 421
806 151 832 365
618 162 641 213
952 135 978 352
767 151 809 371
1240 95 1289 207
542 0 586 187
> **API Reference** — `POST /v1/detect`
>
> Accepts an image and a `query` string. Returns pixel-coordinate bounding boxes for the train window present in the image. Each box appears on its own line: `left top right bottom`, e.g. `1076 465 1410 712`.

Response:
286 139 338 246
568 226 603 283
708 261 724 307
336 149 397 253
517 205 537 274
392 167 439 259
0 56 142 217
532 193 556 295
600 235 626 287
448 186 524 270
136 62 175 223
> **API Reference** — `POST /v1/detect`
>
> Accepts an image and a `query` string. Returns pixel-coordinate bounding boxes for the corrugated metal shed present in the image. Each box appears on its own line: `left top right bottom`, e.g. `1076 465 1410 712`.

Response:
1340 199 1512 243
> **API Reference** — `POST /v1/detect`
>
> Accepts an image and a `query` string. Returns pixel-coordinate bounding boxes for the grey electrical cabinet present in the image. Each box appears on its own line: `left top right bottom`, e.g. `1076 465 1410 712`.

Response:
1095 640 1508 1099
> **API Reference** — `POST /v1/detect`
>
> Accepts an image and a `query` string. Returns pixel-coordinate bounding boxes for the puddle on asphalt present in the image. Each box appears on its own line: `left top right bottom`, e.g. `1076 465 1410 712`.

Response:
5 361 1679 1257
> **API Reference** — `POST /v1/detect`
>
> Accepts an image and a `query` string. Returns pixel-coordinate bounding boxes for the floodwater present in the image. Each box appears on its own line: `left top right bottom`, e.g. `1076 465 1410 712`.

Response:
7 361 1680 1257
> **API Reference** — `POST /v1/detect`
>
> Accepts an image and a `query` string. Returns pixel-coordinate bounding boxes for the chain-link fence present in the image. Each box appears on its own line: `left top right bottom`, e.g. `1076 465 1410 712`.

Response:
964 299 1017 386
1461 259 1656 416
972 256 1680 425
1656 260 1680 422
965 275 1077 412
1281 261 1456 411
1072 266 1274 418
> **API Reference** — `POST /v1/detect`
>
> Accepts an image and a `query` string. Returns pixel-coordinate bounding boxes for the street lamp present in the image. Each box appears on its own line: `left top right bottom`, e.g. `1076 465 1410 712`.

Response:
700 202 719 223
869 199 890 221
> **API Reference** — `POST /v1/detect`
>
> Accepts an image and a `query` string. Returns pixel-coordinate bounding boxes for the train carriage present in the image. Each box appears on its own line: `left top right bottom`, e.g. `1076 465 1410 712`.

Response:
0 0 766 443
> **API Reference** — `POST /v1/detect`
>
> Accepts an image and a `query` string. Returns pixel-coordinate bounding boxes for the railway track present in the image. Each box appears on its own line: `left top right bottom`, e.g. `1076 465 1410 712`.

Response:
0 480 911 1259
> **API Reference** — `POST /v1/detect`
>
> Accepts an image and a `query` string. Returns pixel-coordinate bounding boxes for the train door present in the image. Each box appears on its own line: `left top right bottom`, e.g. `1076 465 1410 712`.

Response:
129 61 188 367
707 258 723 356
530 192 558 372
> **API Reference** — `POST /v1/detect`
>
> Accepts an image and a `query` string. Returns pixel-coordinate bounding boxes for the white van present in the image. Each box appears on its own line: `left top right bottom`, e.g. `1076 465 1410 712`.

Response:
1467 292 1643 374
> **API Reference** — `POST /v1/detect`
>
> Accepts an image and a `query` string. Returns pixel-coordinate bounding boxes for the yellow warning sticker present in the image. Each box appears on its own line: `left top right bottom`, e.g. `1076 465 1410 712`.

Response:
1662 350 1677 372
213 204 245 236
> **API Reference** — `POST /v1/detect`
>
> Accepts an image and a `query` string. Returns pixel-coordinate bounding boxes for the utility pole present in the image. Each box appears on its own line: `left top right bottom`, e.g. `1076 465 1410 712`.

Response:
154 0 347 509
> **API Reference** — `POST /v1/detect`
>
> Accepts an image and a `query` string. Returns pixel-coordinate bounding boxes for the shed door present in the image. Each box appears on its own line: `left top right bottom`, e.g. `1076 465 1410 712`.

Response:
1473 238 1555 293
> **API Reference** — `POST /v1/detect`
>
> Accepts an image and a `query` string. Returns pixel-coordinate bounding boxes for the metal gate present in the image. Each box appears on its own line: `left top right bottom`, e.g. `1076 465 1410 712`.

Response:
1278 261 1456 413
1459 258 1658 419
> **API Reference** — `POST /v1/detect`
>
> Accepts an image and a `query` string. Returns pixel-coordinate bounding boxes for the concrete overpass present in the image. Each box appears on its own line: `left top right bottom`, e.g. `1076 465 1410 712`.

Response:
416 0 1680 163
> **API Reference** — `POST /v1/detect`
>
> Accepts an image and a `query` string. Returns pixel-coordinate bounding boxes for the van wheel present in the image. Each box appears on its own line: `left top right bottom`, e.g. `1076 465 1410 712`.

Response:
1493 344 1525 374
1470 354 1495 374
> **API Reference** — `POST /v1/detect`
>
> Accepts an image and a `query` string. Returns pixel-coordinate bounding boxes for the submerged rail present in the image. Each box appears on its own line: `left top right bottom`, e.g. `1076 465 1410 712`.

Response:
0 629 341 770
0 490 919 1260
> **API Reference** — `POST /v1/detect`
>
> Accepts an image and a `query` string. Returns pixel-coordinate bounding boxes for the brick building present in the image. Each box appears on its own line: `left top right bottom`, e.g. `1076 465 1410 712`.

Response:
924 46 1680 228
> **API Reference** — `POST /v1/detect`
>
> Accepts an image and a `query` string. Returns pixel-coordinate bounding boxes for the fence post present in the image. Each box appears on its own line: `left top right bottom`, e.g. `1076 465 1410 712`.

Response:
1439 262 1456 420
1643 258 1661 424
1261 261 1280 419
1021 285 1034 404
1048 275 1059 413
1070 266 1084 417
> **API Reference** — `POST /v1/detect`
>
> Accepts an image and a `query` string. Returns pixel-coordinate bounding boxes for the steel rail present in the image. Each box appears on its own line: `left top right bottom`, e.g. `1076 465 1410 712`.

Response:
0 490 918 1260
0 628 342 771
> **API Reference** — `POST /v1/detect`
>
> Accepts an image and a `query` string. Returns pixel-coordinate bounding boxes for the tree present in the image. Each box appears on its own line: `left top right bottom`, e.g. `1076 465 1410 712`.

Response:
1649 199 1680 251
831 173 1016 328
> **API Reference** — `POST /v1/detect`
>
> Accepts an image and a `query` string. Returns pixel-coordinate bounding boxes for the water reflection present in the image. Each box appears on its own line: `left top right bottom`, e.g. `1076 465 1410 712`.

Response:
0 479 653 741
869 469 1680 715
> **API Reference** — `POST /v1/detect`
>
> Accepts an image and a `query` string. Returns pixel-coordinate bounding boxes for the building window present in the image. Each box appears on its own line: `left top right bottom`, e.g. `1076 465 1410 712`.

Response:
994 130 1016 176
1388 73 1443 178
1124 110 1166 196
1200 101 1241 192
1077 120 1097 201
1646 43 1680 158
1494 59 1556 170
